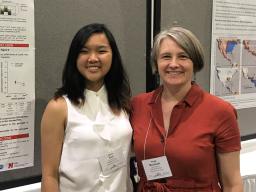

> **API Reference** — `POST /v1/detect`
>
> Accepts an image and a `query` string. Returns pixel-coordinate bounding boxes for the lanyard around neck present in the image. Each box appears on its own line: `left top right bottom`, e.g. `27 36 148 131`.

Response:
143 92 170 160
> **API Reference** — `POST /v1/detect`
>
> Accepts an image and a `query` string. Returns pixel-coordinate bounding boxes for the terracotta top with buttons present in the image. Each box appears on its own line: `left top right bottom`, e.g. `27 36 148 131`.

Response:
130 83 241 192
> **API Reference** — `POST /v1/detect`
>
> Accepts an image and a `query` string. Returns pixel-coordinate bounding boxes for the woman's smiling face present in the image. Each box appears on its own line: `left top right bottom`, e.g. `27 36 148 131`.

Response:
76 33 112 91
157 37 193 89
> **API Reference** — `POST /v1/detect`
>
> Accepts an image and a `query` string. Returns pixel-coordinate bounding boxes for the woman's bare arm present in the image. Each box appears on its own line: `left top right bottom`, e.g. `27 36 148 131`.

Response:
217 151 243 192
41 98 67 192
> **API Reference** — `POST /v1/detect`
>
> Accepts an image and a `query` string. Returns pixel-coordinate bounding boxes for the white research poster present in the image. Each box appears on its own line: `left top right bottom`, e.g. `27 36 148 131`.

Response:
0 0 35 172
211 0 256 109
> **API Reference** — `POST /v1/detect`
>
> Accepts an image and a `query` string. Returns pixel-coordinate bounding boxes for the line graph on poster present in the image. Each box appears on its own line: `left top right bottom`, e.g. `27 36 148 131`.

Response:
0 61 28 95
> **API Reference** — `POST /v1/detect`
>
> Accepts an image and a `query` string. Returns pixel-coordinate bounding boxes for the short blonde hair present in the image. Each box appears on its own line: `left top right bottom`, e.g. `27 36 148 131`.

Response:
151 26 205 73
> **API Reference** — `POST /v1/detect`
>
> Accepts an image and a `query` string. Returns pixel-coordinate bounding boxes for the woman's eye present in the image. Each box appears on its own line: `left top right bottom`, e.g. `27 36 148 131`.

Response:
179 54 189 60
98 50 107 53
80 49 88 54
162 55 171 59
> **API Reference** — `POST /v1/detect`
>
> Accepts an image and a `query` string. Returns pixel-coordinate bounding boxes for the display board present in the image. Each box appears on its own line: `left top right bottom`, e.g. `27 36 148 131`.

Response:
160 0 255 137
0 0 146 189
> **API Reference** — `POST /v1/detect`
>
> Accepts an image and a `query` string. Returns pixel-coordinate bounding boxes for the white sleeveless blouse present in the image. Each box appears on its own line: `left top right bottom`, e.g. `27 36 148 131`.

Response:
59 86 133 192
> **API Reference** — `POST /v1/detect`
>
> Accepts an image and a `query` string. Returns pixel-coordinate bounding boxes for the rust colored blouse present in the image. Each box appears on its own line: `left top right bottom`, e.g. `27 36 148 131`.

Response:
130 83 241 192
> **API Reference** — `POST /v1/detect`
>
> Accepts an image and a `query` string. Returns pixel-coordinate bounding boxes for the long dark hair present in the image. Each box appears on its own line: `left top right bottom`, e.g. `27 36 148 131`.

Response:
55 23 131 114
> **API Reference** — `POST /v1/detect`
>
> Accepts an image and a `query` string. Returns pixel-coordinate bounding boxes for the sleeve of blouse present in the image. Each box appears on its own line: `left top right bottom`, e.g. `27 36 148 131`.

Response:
215 103 241 153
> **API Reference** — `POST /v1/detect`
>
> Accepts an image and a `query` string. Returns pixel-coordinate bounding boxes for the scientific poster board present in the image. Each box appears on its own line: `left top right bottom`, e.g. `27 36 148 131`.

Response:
0 0 35 174
211 0 256 110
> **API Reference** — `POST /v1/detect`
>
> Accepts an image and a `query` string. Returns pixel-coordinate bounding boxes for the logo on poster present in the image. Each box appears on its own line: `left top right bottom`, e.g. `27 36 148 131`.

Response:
0 164 4 169
8 162 14 169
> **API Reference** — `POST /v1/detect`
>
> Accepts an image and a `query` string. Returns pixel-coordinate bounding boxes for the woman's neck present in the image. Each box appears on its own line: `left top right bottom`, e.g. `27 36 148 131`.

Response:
86 82 104 92
161 83 191 103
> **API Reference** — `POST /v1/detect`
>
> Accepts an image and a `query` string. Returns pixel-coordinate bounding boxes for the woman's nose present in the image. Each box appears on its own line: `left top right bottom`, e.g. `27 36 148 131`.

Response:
88 53 99 63
168 57 179 67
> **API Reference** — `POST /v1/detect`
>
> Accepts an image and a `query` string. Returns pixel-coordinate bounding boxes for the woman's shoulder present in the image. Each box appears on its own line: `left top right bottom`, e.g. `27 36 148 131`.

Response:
131 91 155 104
44 97 67 116
48 96 66 107
204 91 231 105
203 91 236 114
41 97 67 133
132 91 152 99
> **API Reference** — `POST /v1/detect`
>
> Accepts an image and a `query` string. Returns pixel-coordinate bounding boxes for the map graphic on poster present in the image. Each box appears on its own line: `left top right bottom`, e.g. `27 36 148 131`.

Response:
211 0 256 109
241 40 256 94
214 38 240 96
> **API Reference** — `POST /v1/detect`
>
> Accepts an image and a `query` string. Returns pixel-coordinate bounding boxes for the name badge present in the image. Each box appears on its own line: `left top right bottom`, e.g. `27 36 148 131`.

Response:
98 148 126 175
142 156 172 181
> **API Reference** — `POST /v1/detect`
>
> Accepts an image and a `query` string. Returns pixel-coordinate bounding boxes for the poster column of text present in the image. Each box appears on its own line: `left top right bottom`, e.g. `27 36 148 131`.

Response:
0 0 35 172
